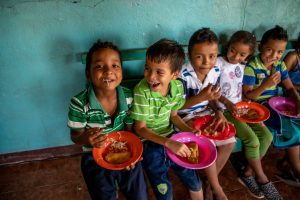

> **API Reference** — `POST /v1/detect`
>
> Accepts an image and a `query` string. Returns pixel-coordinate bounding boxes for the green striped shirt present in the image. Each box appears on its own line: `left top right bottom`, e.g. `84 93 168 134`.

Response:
67 83 133 152
130 79 185 137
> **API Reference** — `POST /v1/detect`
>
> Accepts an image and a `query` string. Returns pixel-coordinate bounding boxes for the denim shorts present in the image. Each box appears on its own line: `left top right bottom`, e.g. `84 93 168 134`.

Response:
81 153 148 200
142 141 202 200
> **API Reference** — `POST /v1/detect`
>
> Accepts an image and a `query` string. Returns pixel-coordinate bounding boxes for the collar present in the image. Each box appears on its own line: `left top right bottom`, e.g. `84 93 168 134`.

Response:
88 83 128 112
185 62 218 87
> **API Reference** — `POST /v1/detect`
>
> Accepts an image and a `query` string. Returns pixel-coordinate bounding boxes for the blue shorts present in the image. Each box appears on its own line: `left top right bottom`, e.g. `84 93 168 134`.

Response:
81 153 148 200
142 141 202 200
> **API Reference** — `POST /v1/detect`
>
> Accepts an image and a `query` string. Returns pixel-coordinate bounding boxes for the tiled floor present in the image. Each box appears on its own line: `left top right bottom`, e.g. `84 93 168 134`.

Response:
0 147 298 200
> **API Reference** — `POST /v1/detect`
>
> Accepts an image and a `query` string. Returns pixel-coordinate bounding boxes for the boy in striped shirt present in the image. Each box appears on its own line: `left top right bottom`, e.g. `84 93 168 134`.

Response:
67 40 147 200
131 39 203 200
243 26 300 189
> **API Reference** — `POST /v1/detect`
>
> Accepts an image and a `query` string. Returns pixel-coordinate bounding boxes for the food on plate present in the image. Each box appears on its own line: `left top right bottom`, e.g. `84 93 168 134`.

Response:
202 124 219 137
281 110 296 116
245 109 260 119
104 140 131 164
186 142 199 164
237 108 259 120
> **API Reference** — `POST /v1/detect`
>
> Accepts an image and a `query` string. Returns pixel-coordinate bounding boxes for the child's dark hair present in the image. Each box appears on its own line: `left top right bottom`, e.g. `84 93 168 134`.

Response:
260 25 288 47
227 30 257 56
85 40 122 73
188 28 219 55
146 39 185 73
295 33 300 53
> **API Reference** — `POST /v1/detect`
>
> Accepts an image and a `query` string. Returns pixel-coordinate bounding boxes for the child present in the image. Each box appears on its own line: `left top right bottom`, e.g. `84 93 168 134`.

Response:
243 26 300 191
178 28 234 200
131 39 203 200
284 34 300 94
67 40 147 200
217 30 282 199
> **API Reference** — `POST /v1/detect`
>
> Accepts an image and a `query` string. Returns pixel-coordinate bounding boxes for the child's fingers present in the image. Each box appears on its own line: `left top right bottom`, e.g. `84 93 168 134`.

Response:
91 136 107 148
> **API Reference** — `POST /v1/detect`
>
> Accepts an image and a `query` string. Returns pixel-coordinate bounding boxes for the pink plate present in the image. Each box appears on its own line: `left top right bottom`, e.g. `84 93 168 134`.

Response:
166 132 217 169
268 96 300 118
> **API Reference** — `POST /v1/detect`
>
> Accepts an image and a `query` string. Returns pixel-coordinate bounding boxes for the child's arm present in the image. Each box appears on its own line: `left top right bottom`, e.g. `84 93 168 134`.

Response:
208 100 229 132
219 95 238 114
284 51 298 72
70 128 107 148
181 83 221 109
134 120 191 158
243 71 281 100
170 111 197 133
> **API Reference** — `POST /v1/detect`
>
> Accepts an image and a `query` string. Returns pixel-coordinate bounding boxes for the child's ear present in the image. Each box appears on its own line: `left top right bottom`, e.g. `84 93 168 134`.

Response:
86 70 91 80
258 43 262 52
172 71 180 80
187 52 191 62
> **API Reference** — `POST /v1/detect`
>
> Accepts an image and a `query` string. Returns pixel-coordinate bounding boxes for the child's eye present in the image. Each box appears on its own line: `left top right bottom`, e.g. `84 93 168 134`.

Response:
112 64 120 68
278 51 284 55
157 71 164 75
95 65 104 69
209 55 216 59
196 55 202 59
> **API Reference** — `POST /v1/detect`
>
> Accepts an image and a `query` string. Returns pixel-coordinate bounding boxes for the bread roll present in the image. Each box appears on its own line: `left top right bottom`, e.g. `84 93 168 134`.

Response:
186 142 198 164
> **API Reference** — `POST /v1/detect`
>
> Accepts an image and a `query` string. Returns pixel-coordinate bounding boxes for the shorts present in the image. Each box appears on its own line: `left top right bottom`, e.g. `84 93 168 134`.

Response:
142 141 202 200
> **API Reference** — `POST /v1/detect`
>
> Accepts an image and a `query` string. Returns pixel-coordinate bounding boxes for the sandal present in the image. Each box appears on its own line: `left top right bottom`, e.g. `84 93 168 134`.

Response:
276 169 300 188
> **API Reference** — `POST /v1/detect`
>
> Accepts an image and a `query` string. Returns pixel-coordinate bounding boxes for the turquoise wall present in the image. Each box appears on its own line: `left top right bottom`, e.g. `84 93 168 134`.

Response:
1 0 299 154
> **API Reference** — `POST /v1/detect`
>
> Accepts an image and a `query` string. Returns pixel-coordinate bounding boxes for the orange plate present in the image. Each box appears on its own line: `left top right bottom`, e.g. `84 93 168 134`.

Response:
234 102 270 123
92 131 143 170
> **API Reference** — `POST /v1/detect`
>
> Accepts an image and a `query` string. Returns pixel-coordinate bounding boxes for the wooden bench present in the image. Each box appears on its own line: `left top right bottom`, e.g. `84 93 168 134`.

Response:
81 41 296 153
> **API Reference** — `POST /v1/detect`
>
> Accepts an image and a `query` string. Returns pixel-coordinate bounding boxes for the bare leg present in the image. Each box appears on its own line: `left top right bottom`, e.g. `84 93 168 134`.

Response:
189 188 203 200
204 163 228 200
287 145 300 178
247 159 269 184
216 143 235 174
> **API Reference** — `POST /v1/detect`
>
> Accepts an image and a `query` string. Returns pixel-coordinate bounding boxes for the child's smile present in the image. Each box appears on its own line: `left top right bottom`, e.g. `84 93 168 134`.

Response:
144 59 178 96
88 48 123 91
259 39 287 69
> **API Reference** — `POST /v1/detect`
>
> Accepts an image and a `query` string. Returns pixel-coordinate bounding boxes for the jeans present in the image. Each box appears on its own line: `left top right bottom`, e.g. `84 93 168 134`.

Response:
81 153 148 200
142 141 202 200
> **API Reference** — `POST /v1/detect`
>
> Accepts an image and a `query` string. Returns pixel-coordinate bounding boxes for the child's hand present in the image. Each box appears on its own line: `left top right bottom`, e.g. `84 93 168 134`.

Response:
86 128 107 148
165 140 191 158
264 71 281 88
125 157 143 171
225 101 238 115
199 83 221 101
212 111 229 132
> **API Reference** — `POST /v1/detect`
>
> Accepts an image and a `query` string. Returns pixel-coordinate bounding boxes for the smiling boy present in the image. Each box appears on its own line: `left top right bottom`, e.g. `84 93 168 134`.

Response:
131 39 203 200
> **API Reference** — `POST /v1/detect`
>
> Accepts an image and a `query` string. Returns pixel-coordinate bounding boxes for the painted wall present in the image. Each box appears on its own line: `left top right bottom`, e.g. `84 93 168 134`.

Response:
0 0 299 154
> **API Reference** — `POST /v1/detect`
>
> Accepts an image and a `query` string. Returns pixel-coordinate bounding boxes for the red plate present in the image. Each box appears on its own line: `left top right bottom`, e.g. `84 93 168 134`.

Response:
193 115 236 140
234 102 270 123
92 131 143 170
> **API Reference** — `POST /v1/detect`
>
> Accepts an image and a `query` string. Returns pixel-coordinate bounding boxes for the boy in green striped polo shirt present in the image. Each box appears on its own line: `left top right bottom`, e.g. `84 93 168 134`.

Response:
67 40 147 200
131 39 203 200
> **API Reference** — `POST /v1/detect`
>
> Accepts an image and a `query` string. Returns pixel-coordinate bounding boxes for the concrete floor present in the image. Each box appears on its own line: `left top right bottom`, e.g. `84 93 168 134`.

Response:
0 147 298 200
